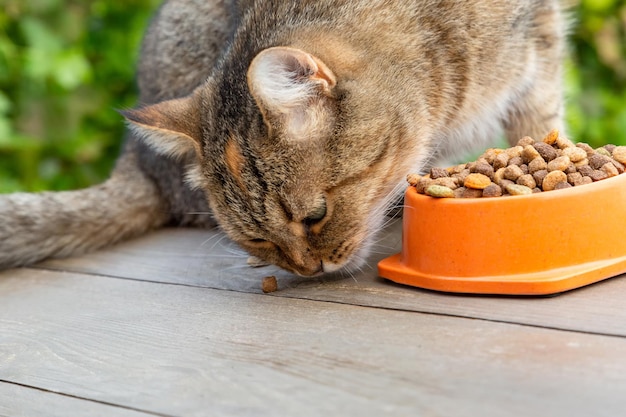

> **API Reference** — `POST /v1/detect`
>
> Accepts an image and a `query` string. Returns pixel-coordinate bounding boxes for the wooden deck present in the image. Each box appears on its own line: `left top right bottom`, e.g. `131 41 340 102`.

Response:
2 220 626 416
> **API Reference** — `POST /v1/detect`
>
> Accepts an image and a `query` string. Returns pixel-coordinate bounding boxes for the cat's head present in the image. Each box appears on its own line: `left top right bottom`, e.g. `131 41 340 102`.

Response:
123 47 413 276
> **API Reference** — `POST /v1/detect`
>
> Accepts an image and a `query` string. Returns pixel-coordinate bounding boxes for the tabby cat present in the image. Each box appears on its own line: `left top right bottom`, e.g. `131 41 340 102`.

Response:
0 0 567 275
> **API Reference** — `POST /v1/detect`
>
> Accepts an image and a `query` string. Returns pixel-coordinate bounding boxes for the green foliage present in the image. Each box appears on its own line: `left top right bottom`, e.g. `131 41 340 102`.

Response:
0 0 160 192
567 0 626 148
0 0 625 192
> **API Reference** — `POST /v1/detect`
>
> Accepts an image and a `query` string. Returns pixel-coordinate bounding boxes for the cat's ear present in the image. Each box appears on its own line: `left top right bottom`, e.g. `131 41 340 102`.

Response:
247 47 337 139
120 93 202 158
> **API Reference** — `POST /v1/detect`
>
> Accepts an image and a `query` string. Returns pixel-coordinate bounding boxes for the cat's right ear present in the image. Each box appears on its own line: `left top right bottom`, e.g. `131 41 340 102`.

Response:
247 47 337 139
119 93 202 158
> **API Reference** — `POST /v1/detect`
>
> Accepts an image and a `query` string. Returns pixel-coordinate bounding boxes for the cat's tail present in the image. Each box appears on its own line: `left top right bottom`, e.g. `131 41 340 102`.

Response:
0 152 169 269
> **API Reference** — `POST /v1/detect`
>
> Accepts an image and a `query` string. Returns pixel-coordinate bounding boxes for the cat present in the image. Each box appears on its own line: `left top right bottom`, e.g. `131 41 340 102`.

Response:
0 0 567 275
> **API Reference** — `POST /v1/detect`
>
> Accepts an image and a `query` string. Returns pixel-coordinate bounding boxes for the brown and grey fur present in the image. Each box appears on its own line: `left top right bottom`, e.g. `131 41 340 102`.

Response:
0 0 568 275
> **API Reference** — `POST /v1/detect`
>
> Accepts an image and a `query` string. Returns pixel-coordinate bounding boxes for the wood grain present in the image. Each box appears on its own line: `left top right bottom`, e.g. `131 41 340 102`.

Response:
38 225 626 337
2 268 626 417
0 381 159 417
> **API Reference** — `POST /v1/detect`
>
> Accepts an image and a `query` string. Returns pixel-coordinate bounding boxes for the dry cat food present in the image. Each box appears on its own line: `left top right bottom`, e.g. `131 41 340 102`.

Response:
408 129 626 198
261 275 278 293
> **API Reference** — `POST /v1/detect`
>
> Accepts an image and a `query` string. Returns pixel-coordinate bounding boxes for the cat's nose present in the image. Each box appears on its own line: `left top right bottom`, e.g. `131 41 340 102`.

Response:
292 260 323 277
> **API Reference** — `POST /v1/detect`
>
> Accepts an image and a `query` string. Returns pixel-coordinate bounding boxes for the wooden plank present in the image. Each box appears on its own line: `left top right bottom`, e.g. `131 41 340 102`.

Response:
38 225 626 337
1 268 626 417
0 381 159 417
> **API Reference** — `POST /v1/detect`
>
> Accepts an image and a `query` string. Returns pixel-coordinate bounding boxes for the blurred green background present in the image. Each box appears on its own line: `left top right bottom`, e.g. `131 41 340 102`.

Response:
0 0 625 192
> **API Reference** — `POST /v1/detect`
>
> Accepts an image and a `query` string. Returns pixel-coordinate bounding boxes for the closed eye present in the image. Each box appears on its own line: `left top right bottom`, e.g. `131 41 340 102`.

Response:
303 199 327 227
246 238 276 249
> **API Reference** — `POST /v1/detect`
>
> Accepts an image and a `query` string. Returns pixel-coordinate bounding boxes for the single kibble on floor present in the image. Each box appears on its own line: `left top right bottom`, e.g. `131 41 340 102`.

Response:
425 184 455 198
262 276 278 293
410 132 624 198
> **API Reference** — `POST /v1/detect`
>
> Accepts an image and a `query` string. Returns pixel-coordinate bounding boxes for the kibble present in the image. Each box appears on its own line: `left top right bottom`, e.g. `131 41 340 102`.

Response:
528 157 547 173
547 155 571 172
482 183 503 198
410 130 625 198
554 181 572 190
589 169 608 182
542 128 559 145
562 146 587 162
425 184 455 198
601 162 619 178
516 174 536 189
533 142 558 162
612 147 626 164
589 153 613 170
522 145 541 163
262 276 278 293
464 173 492 189
532 169 549 187
430 167 449 179
503 165 524 181
493 153 509 170
506 183 533 196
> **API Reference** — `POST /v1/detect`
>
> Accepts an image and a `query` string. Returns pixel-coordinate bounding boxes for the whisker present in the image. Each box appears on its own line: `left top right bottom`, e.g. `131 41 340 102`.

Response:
200 233 226 247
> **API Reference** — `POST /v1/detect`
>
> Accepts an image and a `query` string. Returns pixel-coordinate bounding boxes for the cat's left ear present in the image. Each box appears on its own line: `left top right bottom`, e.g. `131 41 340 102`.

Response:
119 92 202 158
247 47 337 139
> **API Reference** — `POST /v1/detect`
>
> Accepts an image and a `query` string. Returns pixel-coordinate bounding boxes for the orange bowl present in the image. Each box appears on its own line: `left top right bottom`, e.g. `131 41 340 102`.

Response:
378 173 626 295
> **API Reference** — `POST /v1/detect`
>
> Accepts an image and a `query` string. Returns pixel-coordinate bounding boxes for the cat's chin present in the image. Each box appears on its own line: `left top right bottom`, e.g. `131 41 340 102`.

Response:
321 261 344 274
